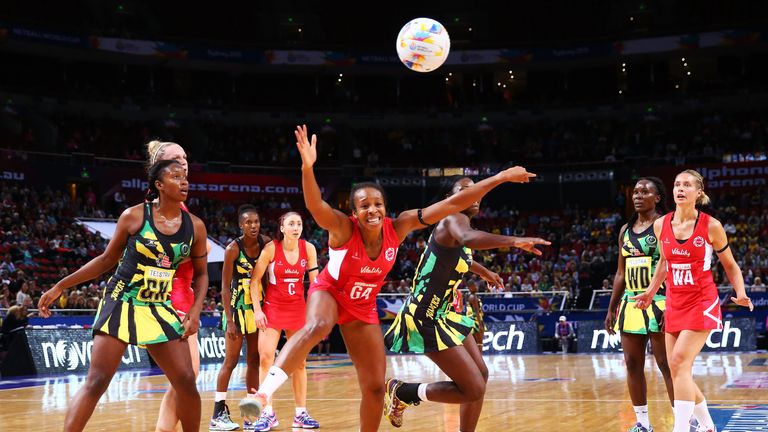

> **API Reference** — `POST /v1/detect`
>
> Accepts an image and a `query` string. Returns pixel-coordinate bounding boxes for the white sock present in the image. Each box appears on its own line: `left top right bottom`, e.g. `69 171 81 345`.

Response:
417 383 429 402
259 366 289 398
295 407 307 416
694 400 715 430
633 405 650 429
215 391 227 402
263 404 274 415
673 400 696 432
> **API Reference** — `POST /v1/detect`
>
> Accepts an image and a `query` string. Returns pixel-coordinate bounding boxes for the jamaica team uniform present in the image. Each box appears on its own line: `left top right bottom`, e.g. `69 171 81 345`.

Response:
615 223 666 334
465 295 485 334
385 234 476 353
93 204 193 346
221 237 262 334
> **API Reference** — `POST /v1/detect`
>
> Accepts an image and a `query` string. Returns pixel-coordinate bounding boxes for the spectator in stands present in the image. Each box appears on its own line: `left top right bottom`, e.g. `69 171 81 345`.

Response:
0 304 31 355
554 316 575 354
752 277 766 292
15 281 32 307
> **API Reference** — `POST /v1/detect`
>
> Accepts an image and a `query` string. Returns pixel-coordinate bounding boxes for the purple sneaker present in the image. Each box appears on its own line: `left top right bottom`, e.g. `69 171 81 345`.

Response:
292 411 320 429
251 411 279 432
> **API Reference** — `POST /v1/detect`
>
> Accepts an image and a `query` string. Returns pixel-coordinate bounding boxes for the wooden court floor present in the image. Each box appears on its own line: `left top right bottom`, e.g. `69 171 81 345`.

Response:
2 353 767 431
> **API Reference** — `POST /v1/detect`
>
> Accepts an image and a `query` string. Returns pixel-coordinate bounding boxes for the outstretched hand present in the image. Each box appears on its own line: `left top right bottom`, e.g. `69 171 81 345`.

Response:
731 294 754 311
37 285 63 318
295 124 317 168
514 237 551 256
498 166 537 184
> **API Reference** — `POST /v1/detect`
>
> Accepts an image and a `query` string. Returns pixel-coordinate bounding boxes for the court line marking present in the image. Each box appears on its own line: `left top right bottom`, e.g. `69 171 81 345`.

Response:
3 398 767 403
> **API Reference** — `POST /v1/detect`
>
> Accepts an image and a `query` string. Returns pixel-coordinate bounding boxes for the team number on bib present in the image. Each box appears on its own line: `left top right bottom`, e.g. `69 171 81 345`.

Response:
139 267 175 302
670 263 694 286
350 284 374 300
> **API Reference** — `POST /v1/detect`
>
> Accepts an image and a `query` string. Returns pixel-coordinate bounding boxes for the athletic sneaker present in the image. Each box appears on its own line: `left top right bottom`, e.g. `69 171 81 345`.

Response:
627 423 652 432
238 393 267 421
209 403 240 431
251 411 279 432
292 411 320 429
383 378 417 428
690 418 716 432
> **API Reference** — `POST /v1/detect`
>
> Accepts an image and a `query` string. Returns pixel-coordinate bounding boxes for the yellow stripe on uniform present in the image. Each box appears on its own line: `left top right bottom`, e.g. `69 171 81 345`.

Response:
135 242 158 260
135 306 163 344
118 302 130 342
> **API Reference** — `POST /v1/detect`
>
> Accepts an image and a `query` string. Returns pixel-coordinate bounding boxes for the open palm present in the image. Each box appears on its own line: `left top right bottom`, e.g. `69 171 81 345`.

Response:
294 124 318 168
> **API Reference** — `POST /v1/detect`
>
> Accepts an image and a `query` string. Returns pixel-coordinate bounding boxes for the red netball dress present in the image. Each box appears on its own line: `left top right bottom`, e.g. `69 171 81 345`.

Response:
263 239 310 330
170 202 195 316
308 217 400 325
659 211 722 333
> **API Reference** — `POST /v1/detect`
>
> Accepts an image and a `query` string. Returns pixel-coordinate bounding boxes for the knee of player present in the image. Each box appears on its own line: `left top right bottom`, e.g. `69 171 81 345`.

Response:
259 351 275 367
305 319 333 339
654 356 671 376
667 352 688 373
363 381 386 397
478 364 489 383
464 380 486 402
624 355 645 373
84 370 113 394
246 354 260 369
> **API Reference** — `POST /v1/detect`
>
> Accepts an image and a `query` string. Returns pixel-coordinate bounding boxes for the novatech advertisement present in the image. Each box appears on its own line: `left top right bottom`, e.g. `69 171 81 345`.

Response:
197 327 246 364
481 321 540 354
26 329 150 374
577 318 757 353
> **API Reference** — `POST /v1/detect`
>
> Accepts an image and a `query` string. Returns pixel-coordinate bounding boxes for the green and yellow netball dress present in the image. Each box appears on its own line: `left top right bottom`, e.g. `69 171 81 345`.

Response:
93 204 193 345
465 295 485 334
615 223 666 334
385 235 476 353
221 238 259 334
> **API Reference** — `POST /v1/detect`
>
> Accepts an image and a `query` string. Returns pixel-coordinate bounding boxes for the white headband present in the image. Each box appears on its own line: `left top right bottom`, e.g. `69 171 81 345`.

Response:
150 142 171 165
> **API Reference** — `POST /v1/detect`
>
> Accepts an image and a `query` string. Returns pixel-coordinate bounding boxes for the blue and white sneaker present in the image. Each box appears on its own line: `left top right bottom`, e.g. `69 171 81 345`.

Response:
251 411 279 432
627 423 652 432
292 411 320 429
209 403 240 431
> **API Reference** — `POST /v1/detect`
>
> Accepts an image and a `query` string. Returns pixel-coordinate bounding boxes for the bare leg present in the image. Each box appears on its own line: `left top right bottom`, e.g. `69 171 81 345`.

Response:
458 337 488 432
244 332 260 393
148 338 200 432
257 328 282 386
271 291 337 375
215 332 244 393
340 321 387 432
649 331 674 404
156 334 200 432
285 329 308 408
621 332 650 406
63 333 128 432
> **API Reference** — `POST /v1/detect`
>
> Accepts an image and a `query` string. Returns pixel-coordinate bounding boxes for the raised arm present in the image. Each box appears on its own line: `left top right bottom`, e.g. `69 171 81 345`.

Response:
38 205 142 318
393 166 536 240
440 213 550 254
709 217 753 311
605 224 628 334
295 125 352 243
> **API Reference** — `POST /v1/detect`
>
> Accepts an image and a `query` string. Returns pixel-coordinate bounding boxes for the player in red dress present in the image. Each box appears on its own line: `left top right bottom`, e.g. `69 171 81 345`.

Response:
247 211 320 430
633 169 753 432
239 125 537 432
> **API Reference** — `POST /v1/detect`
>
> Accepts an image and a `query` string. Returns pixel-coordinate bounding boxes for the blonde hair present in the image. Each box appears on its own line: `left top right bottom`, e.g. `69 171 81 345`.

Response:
679 169 711 206
145 140 178 168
